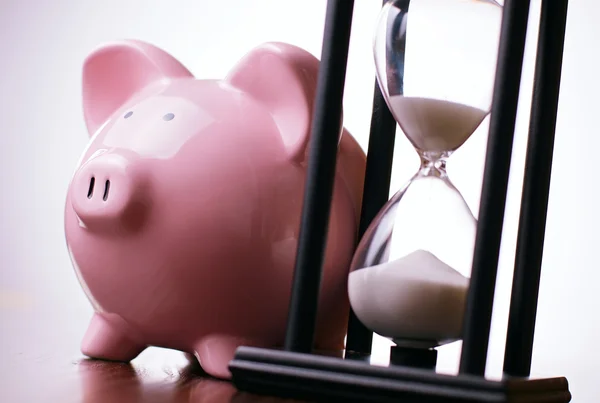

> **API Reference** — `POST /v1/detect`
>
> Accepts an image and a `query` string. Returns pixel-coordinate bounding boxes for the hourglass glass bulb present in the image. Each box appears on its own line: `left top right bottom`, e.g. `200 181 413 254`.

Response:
374 0 502 153
348 156 478 347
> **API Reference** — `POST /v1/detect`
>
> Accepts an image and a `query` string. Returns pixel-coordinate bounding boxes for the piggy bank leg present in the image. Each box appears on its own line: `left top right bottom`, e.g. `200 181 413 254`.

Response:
81 313 146 362
194 335 260 380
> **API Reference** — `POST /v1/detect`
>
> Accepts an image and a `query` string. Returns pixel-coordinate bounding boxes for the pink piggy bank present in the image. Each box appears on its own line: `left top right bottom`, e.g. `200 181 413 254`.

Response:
65 39 366 379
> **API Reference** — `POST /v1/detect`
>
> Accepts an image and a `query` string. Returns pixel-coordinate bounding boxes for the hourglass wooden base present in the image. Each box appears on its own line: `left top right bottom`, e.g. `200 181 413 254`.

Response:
230 347 571 403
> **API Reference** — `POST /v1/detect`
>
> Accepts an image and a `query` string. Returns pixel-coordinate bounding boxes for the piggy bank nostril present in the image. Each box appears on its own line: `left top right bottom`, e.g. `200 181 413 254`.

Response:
87 177 96 199
103 180 111 201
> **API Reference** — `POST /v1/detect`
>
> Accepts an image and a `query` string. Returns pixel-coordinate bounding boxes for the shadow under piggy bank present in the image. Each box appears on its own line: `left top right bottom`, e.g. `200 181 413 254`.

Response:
77 350 308 403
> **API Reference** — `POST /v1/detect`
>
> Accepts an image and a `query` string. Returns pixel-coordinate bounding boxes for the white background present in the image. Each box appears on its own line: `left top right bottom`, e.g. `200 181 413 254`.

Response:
0 0 597 401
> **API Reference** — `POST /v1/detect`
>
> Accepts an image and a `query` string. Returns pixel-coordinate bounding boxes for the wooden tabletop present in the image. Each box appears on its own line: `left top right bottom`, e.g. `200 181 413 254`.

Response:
1 288 305 403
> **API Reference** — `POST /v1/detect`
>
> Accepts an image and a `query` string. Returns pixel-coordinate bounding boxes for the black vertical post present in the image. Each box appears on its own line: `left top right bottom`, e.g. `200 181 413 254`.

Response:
503 0 569 378
459 0 531 376
345 0 407 356
284 0 355 353
345 81 397 356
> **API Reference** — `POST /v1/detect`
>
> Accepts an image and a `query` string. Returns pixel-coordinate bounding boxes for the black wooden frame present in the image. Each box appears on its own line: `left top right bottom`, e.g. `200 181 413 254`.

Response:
230 0 571 401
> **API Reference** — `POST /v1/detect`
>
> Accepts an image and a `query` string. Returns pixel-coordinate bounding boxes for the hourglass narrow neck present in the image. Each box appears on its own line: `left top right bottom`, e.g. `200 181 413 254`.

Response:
417 151 451 178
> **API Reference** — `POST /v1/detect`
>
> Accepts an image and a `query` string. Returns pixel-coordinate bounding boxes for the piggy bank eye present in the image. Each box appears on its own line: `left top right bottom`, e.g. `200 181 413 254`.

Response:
124 111 133 119
163 113 175 121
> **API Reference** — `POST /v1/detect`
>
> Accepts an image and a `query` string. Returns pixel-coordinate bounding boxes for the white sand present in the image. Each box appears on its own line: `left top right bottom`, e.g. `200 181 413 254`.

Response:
348 249 469 344
389 96 488 153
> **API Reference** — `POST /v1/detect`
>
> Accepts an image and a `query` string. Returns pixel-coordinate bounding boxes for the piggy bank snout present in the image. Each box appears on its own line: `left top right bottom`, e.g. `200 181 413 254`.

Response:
71 155 150 232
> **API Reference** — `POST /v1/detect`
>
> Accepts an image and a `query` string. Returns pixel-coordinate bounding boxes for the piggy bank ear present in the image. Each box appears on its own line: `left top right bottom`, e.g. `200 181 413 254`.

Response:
82 40 193 136
226 42 320 162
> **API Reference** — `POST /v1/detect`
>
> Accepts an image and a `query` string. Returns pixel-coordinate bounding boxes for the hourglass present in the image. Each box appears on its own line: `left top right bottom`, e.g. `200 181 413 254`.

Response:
348 0 503 353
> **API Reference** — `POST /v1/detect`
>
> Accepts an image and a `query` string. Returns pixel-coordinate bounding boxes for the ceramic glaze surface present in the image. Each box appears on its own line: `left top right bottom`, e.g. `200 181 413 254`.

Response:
64 40 366 379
